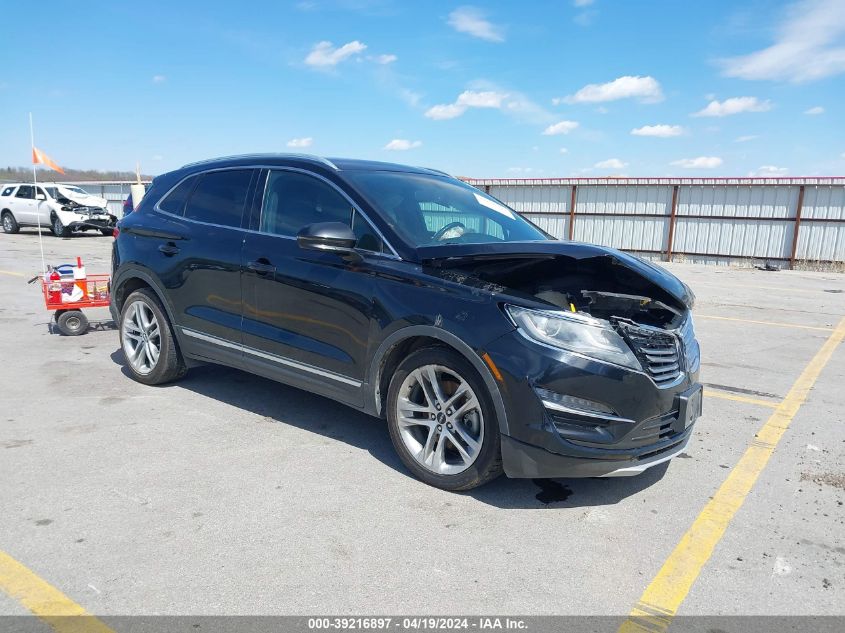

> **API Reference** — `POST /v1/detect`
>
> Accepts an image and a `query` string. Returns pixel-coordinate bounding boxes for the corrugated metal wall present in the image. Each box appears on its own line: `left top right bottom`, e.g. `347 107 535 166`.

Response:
471 178 845 268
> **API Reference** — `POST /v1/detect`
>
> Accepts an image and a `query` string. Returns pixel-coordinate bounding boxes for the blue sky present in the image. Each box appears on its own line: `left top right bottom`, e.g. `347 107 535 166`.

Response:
1 0 844 177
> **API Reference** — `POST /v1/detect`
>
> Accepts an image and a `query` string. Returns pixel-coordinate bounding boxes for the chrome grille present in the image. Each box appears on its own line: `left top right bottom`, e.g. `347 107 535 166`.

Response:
616 321 682 386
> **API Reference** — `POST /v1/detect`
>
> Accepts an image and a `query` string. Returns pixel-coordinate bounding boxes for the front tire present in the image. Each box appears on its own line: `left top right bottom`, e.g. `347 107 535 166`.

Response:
2 211 19 234
53 216 69 237
119 288 186 385
386 347 503 491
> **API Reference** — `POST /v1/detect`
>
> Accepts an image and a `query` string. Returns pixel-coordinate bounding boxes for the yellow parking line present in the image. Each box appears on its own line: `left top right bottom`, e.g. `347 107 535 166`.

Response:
0 269 25 277
703 389 778 408
619 315 845 633
696 314 833 332
0 549 115 633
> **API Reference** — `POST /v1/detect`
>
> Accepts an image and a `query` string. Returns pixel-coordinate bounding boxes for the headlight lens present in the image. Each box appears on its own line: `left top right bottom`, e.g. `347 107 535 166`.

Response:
505 305 641 370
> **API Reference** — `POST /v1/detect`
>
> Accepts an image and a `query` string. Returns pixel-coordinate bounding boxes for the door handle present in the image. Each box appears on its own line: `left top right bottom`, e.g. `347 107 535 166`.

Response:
247 259 276 275
158 243 180 256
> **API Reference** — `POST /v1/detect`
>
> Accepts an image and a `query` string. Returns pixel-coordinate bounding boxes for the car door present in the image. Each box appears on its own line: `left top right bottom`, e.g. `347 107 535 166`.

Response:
240 168 384 405
34 186 52 226
12 185 36 224
141 168 257 365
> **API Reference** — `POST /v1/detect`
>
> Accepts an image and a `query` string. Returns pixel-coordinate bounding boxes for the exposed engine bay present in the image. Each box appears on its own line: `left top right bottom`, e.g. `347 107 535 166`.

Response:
433 252 689 331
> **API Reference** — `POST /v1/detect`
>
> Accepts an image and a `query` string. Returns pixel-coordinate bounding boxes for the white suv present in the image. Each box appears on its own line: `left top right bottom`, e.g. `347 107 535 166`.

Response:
1 183 117 237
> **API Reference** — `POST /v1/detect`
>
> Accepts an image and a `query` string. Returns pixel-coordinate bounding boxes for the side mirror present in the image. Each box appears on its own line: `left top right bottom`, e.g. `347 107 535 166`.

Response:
297 222 357 254
36 193 47 201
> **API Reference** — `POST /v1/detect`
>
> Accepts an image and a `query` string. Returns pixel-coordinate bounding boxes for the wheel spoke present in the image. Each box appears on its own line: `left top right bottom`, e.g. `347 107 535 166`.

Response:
420 427 438 466
432 432 447 472
445 431 473 464
443 382 469 411
397 395 433 415
452 394 479 420
424 366 446 404
450 422 480 458
147 340 160 364
398 414 434 430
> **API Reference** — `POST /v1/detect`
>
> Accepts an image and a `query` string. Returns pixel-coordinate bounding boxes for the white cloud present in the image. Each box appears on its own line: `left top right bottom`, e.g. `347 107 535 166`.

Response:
721 0 845 83
842 152 845 159
286 137 314 148
573 0 595 6
457 90 508 108
424 103 467 120
373 54 397 65
152 75 166 83
804 105 825 114
692 97 772 117
734 135 759 143
305 40 367 67
670 156 724 169
559 147 569 154
750 165 789 176
595 158 628 169
559 75 663 104
542 120 579 135
152 154 164 161
384 139 422 151
631 124 684 137
424 90 509 120
447 6 504 42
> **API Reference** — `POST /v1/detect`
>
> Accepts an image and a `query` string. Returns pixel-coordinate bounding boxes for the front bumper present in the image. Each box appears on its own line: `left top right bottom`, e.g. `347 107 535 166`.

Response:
484 327 701 479
65 213 116 232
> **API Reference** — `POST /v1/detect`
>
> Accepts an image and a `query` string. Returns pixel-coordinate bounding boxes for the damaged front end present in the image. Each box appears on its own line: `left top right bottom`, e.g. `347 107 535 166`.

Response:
420 241 702 478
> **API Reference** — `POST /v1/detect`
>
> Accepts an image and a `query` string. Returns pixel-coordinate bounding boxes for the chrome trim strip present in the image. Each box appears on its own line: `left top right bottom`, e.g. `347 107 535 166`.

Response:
598 438 690 477
540 399 635 424
180 327 362 387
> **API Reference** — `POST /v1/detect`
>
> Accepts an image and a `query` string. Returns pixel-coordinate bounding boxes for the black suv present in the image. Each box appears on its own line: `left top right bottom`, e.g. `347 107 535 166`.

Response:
111 154 701 490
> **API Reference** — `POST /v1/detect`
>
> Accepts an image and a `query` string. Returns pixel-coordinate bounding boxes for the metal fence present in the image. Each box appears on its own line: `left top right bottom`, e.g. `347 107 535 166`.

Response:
464 177 845 268
58 177 845 268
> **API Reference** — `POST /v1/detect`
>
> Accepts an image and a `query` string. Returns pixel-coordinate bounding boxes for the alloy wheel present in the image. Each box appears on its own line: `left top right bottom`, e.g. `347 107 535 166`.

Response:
3 216 11 231
122 301 161 375
395 364 484 475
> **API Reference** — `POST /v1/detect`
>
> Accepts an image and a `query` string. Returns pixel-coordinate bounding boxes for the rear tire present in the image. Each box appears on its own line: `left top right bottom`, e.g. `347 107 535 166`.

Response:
119 288 186 385
100 228 114 236
2 211 18 234
53 216 69 238
386 347 503 491
55 310 88 336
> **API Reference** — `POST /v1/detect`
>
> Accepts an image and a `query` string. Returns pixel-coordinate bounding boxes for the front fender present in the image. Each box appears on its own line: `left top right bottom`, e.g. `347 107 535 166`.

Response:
368 325 511 436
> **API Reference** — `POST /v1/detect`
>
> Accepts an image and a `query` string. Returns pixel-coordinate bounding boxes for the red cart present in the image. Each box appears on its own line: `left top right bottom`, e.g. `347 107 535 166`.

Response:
39 265 111 335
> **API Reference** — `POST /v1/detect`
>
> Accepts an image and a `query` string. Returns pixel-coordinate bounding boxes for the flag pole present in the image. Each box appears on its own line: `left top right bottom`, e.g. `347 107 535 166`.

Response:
29 112 47 276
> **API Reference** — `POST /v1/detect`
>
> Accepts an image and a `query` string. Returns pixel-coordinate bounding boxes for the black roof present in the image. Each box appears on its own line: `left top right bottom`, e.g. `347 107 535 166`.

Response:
180 154 449 177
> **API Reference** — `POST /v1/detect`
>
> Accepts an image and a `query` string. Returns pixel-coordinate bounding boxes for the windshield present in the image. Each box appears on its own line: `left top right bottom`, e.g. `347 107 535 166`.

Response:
62 185 88 195
346 171 550 247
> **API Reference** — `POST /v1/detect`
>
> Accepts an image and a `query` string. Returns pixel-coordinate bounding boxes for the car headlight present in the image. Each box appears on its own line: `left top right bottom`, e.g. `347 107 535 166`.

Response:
505 305 641 370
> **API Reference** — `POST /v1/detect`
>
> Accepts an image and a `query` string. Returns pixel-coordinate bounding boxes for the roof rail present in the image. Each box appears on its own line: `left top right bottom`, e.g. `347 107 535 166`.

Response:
180 153 339 170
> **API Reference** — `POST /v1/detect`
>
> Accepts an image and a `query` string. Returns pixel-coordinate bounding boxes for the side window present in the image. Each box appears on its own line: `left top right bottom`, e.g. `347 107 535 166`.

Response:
261 171 351 236
158 175 199 215
16 185 34 199
352 211 383 253
1 187 14 197
35 187 46 199
184 170 252 227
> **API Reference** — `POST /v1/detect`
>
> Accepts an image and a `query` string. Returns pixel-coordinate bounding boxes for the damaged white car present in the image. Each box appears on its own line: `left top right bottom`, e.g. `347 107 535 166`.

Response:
1 183 117 237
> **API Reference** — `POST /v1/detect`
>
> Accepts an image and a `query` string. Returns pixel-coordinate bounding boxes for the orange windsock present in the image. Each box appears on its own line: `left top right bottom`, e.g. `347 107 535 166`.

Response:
32 147 65 174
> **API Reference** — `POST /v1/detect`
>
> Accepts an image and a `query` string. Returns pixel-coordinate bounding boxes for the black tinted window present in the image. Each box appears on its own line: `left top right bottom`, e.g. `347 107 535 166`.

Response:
261 171 351 236
184 170 252 227
16 186 34 199
158 175 198 215
1 187 14 197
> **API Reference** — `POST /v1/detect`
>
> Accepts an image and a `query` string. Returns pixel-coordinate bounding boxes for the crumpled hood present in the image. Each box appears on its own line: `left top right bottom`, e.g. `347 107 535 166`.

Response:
417 241 694 308
56 185 108 209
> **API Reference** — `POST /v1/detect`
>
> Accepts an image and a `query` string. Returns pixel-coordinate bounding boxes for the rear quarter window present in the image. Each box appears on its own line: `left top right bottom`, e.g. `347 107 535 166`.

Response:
157 175 199 215
184 169 253 228
1 187 14 197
